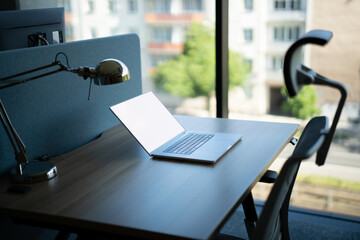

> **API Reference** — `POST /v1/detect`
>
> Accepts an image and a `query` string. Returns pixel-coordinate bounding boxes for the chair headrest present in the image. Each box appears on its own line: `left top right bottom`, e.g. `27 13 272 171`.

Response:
283 30 333 97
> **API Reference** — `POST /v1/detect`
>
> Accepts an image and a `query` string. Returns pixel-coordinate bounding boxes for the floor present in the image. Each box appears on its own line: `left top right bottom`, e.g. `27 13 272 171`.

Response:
220 200 360 240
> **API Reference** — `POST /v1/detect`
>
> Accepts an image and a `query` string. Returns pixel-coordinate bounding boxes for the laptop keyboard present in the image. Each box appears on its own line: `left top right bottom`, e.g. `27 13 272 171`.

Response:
163 133 214 155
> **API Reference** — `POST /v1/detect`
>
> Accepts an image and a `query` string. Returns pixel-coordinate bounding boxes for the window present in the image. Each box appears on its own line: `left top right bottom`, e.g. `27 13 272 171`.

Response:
183 0 202 12
273 26 284 41
274 0 302 11
87 0 95 14
152 27 172 42
273 25 302 42
244 0 253 11
148 0 171 13
243 28 253 43
290 0 301 10
244 58 253 72
108 0 117 14
268 56 284 70
274 0 286 10
128 0 138 13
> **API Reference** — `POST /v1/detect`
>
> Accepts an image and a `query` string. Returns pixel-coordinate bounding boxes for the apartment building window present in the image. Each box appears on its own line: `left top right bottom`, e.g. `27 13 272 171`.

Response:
108 0 117 14
243 28 253 43
244 58 253 72
274 0 286 10
273 26 301 42
152 27 172 42
244 0 253 11
87 0 95 14
268 56 284 70
148 0 171 13
289 0 301 10
183 0 202 12
128 0 138 13
274 0 302 10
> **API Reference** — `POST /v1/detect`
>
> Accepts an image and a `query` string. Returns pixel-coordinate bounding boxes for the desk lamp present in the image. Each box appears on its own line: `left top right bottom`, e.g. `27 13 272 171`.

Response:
0 52 130 183
283 29 347 166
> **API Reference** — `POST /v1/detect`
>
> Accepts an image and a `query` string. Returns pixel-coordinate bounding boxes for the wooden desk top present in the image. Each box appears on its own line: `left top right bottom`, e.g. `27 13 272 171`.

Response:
0 115 299 240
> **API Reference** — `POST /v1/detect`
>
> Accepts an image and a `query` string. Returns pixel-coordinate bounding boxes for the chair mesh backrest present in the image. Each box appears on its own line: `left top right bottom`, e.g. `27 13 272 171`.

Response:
253 116 328 240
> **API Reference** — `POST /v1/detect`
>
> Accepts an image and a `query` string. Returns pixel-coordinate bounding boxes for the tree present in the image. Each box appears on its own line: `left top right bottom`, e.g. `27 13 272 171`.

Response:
281 85 321 120
152 23 249 108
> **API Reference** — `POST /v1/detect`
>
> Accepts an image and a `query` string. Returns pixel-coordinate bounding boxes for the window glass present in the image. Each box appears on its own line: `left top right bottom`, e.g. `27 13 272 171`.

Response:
87 0 95 14
128 0 138 13
183 0 202 12
152 27 172 42
244 0 253 11
243 28 253 43
230 0 360 218
273 25 302 42
148 0 171 13
108 0 117 14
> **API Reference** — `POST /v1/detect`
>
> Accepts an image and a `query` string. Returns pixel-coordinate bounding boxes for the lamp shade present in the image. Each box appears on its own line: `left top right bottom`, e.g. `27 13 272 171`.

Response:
94 59 130 85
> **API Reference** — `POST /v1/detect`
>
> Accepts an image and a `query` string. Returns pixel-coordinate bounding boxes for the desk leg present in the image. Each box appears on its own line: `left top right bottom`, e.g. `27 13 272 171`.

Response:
242 192 258 239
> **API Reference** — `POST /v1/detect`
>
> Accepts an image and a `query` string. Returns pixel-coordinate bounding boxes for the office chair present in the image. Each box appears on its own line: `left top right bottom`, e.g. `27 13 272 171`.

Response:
218 29 347 240
217 115 328 240
251 115 328 240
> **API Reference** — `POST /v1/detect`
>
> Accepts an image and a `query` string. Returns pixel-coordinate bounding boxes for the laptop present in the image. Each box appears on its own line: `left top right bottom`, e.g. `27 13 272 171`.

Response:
110 92 242 163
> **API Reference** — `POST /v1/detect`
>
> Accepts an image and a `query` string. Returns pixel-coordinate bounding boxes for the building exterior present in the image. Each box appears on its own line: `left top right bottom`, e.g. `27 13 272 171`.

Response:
228 0 307 115
307 0 360 119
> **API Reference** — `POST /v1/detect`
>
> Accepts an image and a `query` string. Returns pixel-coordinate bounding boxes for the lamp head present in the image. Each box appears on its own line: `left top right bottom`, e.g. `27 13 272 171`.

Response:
94 59 130 85
75 59 130 85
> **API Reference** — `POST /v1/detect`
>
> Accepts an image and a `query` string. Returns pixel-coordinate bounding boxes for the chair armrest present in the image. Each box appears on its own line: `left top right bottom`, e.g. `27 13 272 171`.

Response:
259 170 278 184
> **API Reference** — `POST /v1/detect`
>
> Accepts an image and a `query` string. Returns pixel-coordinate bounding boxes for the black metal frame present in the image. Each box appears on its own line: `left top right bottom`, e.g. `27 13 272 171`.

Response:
216 0 229 118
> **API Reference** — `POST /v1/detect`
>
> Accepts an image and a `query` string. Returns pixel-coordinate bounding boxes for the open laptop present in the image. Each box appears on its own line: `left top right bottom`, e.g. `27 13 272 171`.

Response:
110 92 242 163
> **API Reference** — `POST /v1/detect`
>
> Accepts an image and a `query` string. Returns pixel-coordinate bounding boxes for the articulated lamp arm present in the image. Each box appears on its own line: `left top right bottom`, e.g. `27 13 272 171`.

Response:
0 54 70 90
0 52 130 183
0 99 28 175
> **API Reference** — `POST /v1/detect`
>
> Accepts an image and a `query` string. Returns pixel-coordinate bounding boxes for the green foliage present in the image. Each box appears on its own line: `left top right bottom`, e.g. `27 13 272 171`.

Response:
152 23 249 100
281 85 321 119
297 175 360 192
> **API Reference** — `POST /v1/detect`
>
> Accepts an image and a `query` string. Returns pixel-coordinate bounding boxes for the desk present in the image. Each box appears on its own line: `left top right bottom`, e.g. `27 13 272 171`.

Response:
0 115 298 240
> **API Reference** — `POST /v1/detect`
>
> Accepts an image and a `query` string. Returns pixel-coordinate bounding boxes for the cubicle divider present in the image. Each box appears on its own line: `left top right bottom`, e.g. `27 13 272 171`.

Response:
0 34 142 176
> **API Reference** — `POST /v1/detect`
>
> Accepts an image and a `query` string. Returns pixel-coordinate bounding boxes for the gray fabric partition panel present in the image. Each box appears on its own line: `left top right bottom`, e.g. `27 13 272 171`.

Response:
0 34 142 176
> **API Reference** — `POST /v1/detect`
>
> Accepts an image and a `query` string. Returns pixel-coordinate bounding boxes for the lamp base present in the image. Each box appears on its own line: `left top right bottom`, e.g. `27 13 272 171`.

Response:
10 161 57 183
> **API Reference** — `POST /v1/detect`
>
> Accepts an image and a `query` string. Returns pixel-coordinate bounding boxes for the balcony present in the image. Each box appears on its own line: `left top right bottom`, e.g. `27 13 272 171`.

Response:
65 12 72 22
145 13 204 25
268 10 306 23
147 42 184 54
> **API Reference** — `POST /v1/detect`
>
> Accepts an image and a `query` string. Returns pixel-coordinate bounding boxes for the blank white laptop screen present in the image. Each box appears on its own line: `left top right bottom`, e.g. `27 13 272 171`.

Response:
110 92 185 153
